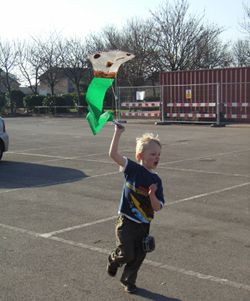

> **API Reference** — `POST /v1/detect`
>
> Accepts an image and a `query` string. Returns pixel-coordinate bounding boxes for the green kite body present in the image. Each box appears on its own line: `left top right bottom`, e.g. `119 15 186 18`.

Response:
86 77 114 135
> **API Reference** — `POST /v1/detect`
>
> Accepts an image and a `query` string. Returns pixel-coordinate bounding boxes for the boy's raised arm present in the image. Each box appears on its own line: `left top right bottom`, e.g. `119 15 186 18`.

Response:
109 123 126 167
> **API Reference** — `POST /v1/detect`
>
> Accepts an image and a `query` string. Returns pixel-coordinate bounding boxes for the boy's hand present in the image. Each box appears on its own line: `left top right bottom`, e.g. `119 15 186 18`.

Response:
114 121 125 133
109 121 126 167
149 183 157 195
149 184 162 211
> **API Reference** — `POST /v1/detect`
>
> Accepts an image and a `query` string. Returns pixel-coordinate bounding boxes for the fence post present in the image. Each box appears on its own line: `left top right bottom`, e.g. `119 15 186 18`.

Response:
118 87 120 120
161 84 164 122
212 82 225 127
216 83 221 125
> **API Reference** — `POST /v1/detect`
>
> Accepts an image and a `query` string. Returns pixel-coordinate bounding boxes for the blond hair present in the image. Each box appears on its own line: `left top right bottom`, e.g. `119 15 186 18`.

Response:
135 133 162 162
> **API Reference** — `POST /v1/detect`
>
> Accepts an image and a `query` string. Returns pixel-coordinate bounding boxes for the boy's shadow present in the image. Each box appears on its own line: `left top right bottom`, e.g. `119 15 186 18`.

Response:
136 288 182 301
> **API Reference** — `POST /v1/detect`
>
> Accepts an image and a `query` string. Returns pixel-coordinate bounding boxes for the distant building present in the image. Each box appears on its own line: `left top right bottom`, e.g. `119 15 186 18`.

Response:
19 86 34 95
39 68 90 96
0 69 20 93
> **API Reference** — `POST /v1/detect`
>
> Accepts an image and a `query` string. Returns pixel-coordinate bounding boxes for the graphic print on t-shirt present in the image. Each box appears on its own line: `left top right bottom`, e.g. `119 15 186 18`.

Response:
126 182 154 222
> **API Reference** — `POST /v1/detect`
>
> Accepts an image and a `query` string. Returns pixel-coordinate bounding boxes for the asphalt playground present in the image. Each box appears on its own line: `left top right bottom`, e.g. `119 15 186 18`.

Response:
0 116 249 301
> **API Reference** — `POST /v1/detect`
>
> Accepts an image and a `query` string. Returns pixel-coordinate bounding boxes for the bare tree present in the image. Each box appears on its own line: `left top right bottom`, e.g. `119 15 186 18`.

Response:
233 3 250 66
119 18 160 86
193 32 232 69
19 41 44 95
34 32 65 96
240 3 250 34
85 24 125 55
150 0 231 71
233 39 250 66
0 39 22 114
62 37 91 107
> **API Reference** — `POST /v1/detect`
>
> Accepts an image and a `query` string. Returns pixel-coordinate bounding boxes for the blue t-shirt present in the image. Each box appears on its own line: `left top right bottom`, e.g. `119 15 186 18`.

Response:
118 158 164 223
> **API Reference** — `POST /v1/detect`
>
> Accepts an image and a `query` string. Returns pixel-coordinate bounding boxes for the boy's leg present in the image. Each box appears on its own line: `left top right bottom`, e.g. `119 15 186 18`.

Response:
120 223 149 286
120 245 146 285
108 216 135 268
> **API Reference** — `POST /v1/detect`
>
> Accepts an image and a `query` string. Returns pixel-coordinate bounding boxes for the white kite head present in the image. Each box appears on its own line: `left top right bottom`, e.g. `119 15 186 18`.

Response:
88 50 135 78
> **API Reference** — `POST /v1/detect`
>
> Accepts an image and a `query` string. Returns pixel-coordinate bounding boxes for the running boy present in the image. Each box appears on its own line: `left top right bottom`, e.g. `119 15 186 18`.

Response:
107 122 164 293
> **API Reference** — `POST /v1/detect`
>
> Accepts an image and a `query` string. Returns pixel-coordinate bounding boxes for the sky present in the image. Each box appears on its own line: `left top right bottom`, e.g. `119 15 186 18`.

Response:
0 0 247 43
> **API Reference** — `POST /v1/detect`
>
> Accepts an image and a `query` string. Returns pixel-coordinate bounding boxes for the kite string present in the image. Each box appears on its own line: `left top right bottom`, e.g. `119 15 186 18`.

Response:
110 79 118 119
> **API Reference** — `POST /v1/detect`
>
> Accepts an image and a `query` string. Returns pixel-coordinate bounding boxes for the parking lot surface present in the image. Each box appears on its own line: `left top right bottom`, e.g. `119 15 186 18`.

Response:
0 117 249 301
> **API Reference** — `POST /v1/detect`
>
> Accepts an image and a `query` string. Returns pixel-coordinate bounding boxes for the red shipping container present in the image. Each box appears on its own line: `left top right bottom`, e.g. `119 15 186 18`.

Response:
160 67 250 121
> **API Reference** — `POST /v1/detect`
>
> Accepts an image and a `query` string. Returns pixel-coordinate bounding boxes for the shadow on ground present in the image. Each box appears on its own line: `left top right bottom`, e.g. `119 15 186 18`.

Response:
0 161 88 189
136 288 182 301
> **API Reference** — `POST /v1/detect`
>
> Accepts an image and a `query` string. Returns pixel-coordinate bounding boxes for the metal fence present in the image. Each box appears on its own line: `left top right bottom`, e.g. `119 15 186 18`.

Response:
117 85 161 119
221 82 250 119
161 83 218 124
117 82 250 124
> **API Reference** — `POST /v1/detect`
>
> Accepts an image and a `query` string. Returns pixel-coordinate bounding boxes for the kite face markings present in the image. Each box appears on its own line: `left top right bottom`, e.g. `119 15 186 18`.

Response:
89 51 135 79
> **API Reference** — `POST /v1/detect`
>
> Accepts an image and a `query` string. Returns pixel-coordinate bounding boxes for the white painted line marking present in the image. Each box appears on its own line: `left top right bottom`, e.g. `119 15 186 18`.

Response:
49 236 111 254
164 182 250 206
0 222 249 292
0 223 40 237
5 152 109 162
39 216 117 238
8 148 249 165
6 152 72 160
159 166 250 178
160 148 250 166
145 260 250 290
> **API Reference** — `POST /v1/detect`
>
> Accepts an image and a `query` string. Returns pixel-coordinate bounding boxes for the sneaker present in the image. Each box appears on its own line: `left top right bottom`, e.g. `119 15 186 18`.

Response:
107 263 117 277
121 282 137 293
